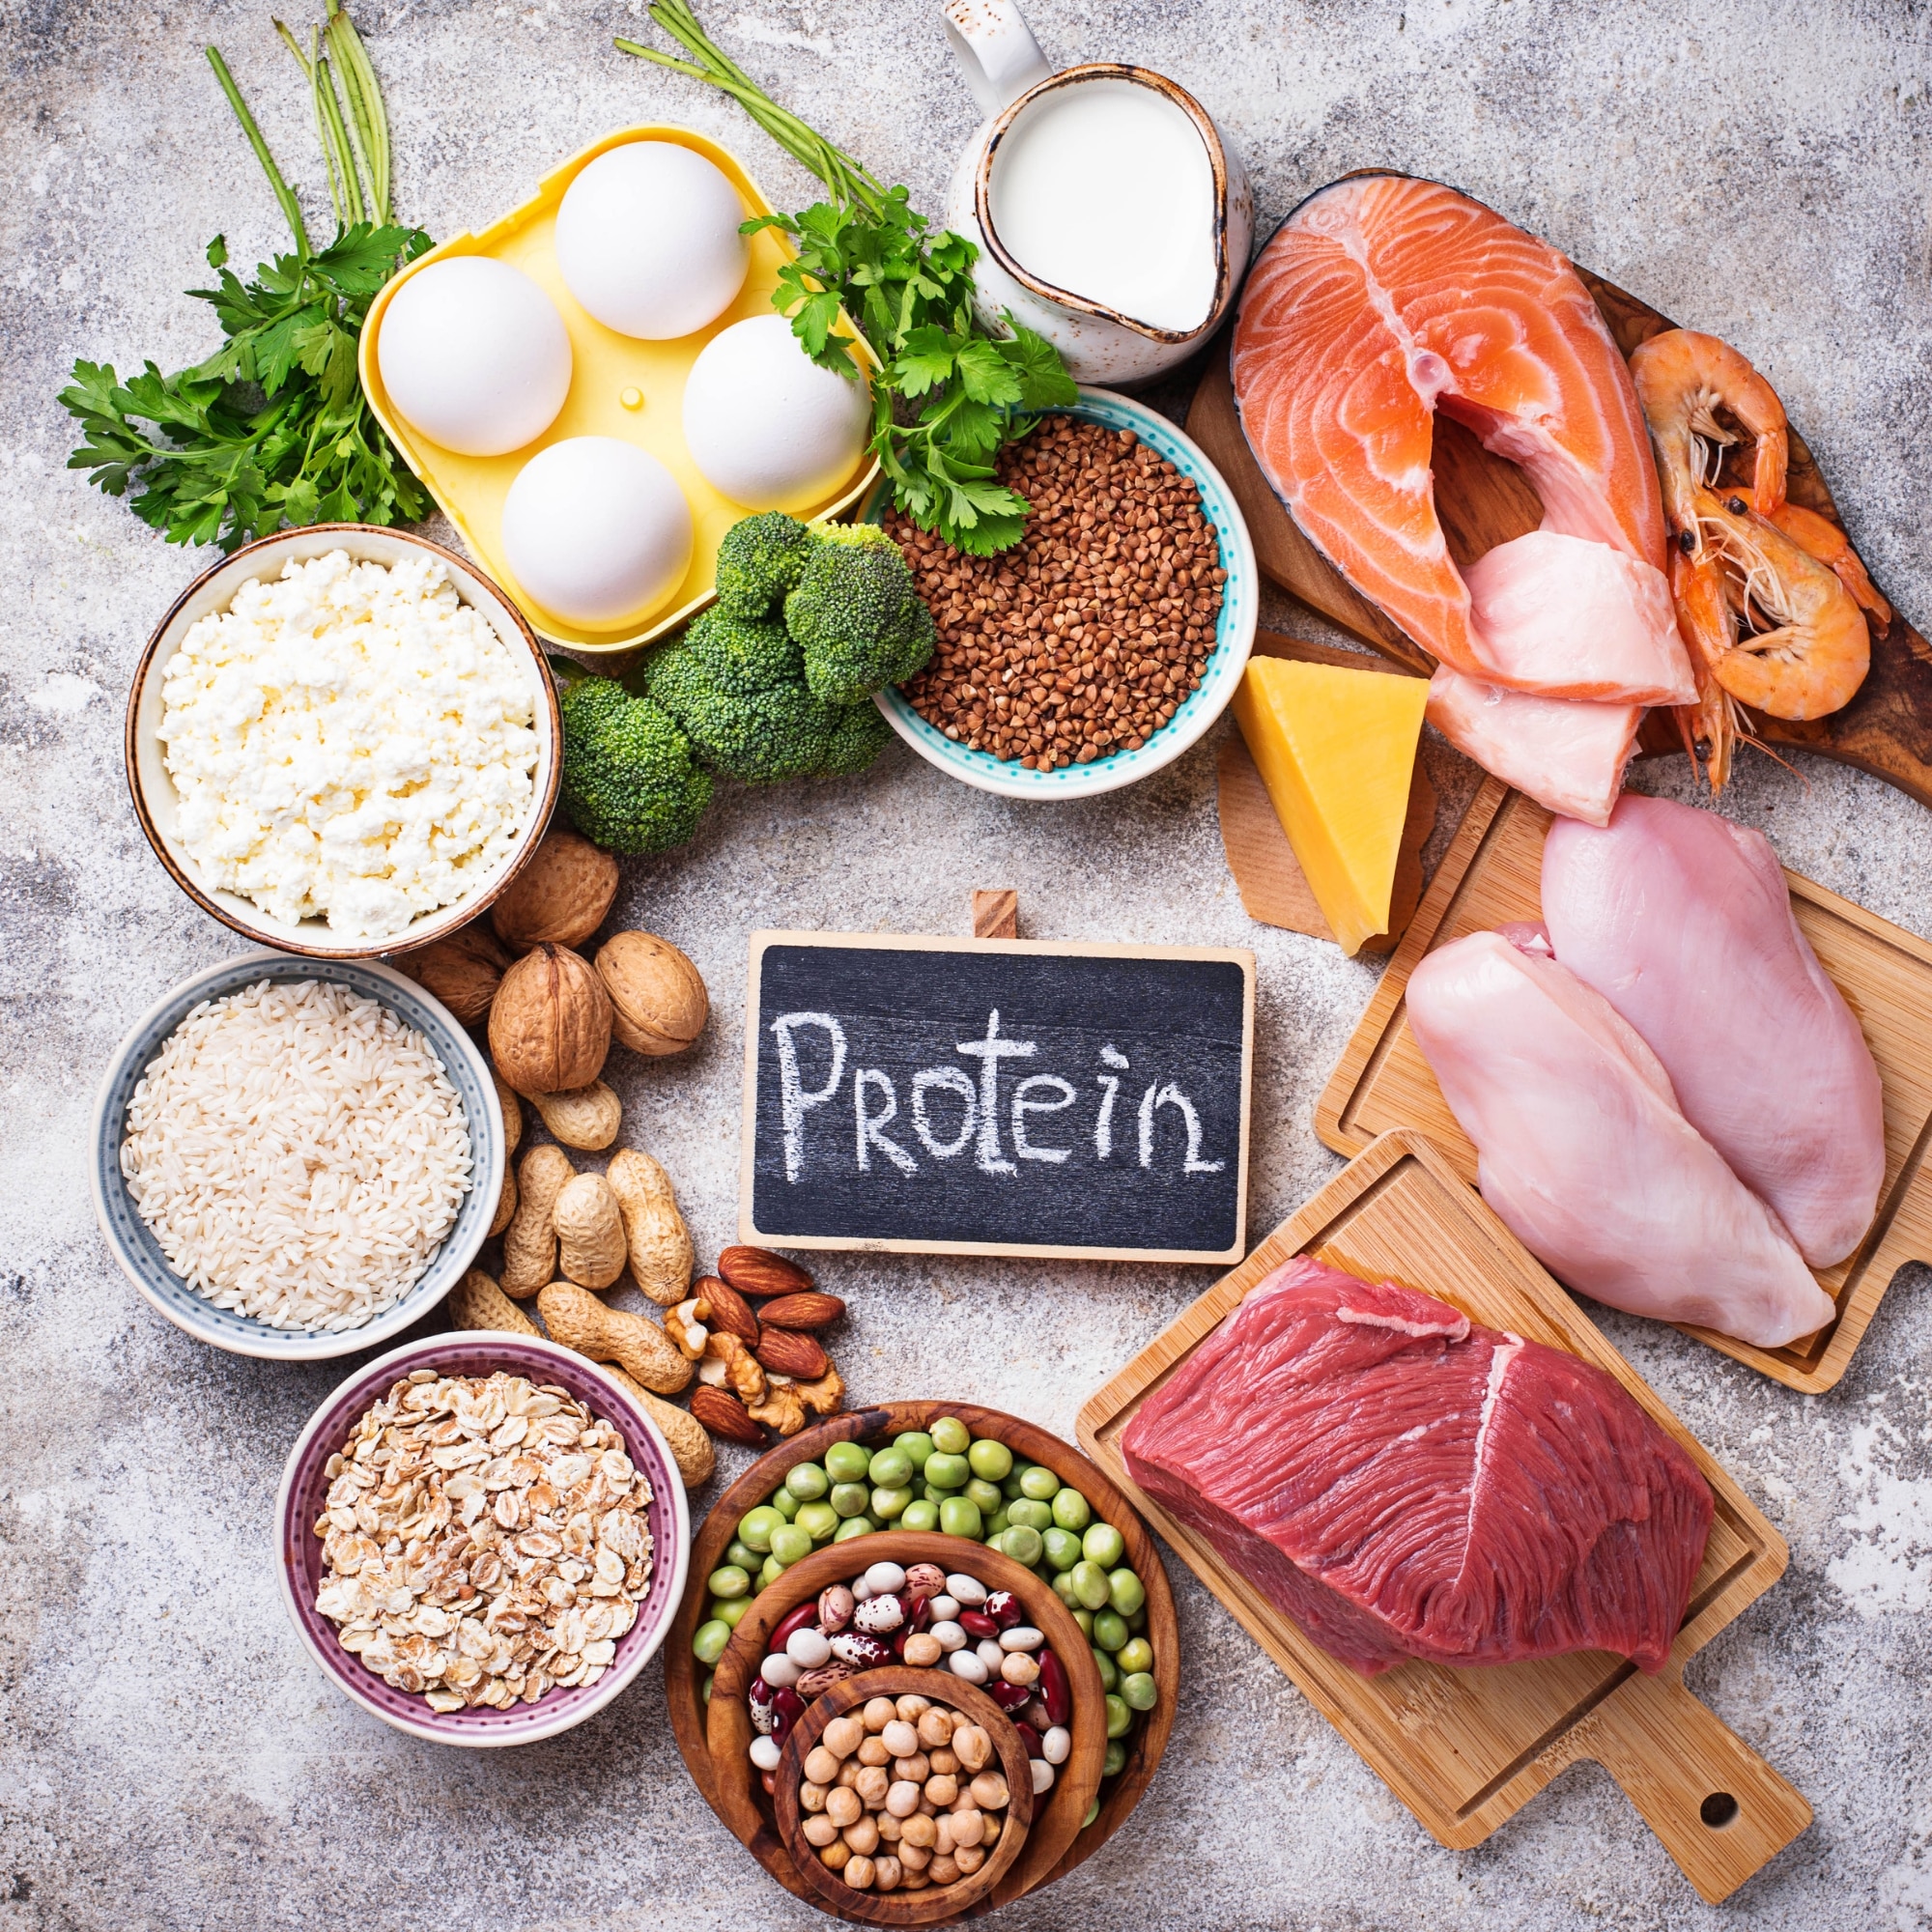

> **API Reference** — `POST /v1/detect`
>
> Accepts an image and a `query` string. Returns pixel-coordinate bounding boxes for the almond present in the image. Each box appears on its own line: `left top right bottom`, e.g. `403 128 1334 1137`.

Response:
757 1292 845 1332
754 1327 829 1379
718 1245 813 1298
697 1273 761 1347
690 1385 765 1446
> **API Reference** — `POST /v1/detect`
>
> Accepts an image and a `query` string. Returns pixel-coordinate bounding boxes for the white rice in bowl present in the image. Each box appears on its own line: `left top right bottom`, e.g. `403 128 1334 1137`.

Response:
121 979 472 1331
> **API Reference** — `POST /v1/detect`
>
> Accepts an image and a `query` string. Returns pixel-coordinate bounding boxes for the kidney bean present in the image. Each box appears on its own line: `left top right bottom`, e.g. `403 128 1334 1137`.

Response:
760 1770 777 1798
907 1593 934 1634
770 1602 821 1653
983 1590 1023 1631
1037 1648 1071 1731
958 1609 999 1640
771 1685 805 1747
1014 1721 1044 1759
986 1679 1033 1713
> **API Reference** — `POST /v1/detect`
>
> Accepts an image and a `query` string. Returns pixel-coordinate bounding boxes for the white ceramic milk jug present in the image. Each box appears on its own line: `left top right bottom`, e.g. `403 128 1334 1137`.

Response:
939 0 1253 384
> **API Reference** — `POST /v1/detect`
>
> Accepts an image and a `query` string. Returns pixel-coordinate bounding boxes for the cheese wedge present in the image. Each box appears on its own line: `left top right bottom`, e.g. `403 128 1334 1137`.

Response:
1230 657 1430 955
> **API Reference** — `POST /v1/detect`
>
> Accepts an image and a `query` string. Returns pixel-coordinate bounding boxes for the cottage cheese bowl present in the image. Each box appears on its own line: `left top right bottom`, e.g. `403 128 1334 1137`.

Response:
128 526 560 958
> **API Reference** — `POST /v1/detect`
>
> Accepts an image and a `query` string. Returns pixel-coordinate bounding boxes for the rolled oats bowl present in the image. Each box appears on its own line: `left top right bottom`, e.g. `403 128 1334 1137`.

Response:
127 524 560 960
277 1333 691 1746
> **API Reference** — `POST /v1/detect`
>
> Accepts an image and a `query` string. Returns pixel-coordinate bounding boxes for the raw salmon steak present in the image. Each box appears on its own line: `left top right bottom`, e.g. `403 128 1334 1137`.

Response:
1122 1256 1714 1677
1231 174 1690 705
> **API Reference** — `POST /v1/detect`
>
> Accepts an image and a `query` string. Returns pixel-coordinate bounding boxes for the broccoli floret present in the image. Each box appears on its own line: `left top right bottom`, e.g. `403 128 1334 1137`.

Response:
643 609 836 784
814 699 891 778
715 512 814 619
784 529 936 705
557 674 711 856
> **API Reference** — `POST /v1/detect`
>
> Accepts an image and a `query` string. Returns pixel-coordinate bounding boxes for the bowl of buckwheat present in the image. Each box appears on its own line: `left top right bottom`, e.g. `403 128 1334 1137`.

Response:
276 1333 691 1745
875 387 1257 799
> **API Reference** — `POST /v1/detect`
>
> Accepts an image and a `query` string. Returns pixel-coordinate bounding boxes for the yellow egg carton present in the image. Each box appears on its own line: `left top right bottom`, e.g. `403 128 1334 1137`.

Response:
358 126 880 659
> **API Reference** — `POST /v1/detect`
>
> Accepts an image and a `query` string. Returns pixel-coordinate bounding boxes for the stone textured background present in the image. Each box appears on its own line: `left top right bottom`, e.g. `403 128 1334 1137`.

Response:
5 2 1932 1927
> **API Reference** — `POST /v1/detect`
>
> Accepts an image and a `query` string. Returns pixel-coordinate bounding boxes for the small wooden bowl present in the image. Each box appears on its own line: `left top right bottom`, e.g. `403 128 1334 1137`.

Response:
706 1533 1105 1918
773 1666 1036 1926
665 1401 1178 1913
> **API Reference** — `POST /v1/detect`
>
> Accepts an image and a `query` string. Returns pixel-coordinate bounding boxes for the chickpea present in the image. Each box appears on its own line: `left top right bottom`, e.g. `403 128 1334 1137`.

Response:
1000 1652 1040 1688
980 1812 1002 1848
916 1708 954 1749
885 1779 922 1818
873 1855 903 1892
843 1814 880 1857
899 1841 932 1872
950 1806 983 1849
953 1843 986 1876
901 1867 930 1891
857 1736 891 1767
970 1772 1009 1809
803 1814 839 1848
923 1773 959 1808
952 1724 992 1772
843 1854 876 1890
900 1812 938 1849
825 1785 863 1829
820 1839 851 1871
931 1815 953 1856
800 1781 828 1814
876 1811 903 1843
881 1719 920 1757
894 1694 931 1723
902 1634 942 1667
863 1696 895 1732
928 1747 959 1776
804 1747 840 1785
854 1765 890 1807
928 1855 960 1886
836 1759 863 1789
822 1715 866 1759
893 1752 930 1784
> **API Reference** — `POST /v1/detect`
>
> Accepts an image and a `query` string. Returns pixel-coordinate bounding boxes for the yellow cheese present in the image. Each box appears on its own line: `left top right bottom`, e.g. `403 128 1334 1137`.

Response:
1230 657 1429 956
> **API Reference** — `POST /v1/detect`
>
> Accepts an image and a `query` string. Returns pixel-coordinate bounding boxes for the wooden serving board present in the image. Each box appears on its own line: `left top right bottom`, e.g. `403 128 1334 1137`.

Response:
1078 1129 1811 1904
1317 776 1932 1392
1185 265 1932 807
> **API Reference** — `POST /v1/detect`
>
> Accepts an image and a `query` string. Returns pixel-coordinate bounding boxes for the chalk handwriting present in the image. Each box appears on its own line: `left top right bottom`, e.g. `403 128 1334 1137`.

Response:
772 1011 846 1182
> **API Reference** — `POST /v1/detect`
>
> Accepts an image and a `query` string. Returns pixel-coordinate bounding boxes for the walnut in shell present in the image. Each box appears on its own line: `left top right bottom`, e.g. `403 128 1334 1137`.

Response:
595 931 709 1058
489 943 611 1098
392 923 511 1025
490 829 619 952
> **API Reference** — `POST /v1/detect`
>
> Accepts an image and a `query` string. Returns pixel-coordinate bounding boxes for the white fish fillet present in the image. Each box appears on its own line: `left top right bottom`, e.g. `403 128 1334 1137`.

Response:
1407 929 1835 1349
1426 668 1641 826
1542 794 1885 1266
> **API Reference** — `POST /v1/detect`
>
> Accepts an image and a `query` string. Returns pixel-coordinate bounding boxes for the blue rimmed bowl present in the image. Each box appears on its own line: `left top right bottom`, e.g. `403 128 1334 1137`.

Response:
870 385 1258 799
90 951 502 1361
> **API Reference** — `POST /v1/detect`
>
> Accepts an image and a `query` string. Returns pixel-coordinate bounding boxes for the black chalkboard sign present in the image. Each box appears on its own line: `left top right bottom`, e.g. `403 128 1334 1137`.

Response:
739 933 1254 1262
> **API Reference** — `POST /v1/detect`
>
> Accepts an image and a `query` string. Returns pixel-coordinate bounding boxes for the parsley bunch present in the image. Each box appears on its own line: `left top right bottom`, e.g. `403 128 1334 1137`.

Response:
618 1 1078 555
59 8 430 553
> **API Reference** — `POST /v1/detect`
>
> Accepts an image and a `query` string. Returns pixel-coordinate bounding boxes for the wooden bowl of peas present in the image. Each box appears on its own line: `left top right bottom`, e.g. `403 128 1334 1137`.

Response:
665 1403 1178 1914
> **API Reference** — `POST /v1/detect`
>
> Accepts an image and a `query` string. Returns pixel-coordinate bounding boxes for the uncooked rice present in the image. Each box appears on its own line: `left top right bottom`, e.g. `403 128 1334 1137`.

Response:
121 979 472 1331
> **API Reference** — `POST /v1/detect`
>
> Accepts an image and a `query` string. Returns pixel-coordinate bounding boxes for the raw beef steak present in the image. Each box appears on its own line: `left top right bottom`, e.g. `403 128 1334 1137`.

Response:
1122 1257 1713 1675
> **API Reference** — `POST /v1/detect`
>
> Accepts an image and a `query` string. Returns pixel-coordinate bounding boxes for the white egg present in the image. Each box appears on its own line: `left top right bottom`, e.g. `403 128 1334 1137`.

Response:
554 141 751 340
500 438 693 628
682 314 869 512
377 257 572 457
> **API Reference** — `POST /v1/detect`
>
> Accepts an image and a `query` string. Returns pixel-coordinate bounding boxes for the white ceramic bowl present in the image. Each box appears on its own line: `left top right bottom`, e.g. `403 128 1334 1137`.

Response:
126 524 561 959
91 951 502 1360
872 386 1258 799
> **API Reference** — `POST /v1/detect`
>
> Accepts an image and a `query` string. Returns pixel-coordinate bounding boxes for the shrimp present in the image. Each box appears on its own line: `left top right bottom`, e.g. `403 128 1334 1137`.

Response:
1667 548 1747 791
1692 487 1869 720
1631 328 1788 539
1731 486 1892 632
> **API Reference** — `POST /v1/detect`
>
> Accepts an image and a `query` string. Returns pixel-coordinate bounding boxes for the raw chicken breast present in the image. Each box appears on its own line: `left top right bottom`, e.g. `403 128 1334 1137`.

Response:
1407 928 1835 1348
1543 793 1885 1266
1426 668 1641 826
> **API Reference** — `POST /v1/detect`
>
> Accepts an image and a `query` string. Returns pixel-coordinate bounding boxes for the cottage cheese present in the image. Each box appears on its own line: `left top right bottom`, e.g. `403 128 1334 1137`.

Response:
158 550 541 939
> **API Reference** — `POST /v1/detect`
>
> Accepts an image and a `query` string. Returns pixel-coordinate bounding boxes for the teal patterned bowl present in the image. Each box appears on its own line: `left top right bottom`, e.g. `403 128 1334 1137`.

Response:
870 385 1258 799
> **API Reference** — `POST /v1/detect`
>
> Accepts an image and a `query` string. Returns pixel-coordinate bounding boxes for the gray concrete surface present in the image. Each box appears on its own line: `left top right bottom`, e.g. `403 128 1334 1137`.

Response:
5 2 1932 1927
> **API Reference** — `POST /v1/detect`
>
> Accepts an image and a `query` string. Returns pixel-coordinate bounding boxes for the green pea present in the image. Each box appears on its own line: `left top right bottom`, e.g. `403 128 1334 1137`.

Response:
692 1619 730 1664
1082 1522 1125 1570
930 1415 971 1455
939 1495 984 1539
901 1498 940 1532
894 1431 936 1471
1052 1570 1081 1607
724 1539 760 1573
1107 1568 1146 1617
1051 1488 1093 1533
759 1553 784 1587
922 1482 948 1505
1081 1798 1101 1829
867 1445 913 1489
1102 1739 1126 1777
701 1670 714 1707
1006 1498 1053 1532
770 1486 802 1521
1071 1606 1094 1637
785 1463 829 1502
923 1452 970 1491
737 1506 784 1552
967 1437 1013 1481
830 1482 869 1519
983 1508 1010 1539
1126 1605 1147 1634
795 1501 838 1542
1070 1560 1113 1611
714 1598 753 1631
1115 1636 1153 1677
706 1564 751 1600
1093 1609 1129 1652
834 1516 875 1543
1000 1470 1029 1500
1019 1465 1062 1502
824 1439 871 1483
964 1476 1003 1517
1092 1645 1119 1690
1104 1693 1132 1739
1042 1527 1084 1574
770 1522 813 1566
999 1524 1043 1568
1122 1671 1158 1712
871 1484 912 1520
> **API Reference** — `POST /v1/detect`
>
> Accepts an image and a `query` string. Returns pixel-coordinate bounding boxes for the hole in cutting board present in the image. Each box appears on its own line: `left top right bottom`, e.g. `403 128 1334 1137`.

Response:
1700 1791 1741 1829
1430 412 1545 569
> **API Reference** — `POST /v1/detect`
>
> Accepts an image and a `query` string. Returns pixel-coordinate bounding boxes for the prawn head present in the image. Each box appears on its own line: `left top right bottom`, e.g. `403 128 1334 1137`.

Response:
1731 486 1892 632
1632 328 1788 540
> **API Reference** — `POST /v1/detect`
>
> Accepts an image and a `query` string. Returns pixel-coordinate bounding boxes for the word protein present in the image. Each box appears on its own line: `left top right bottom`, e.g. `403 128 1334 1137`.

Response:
741 933 1254 1261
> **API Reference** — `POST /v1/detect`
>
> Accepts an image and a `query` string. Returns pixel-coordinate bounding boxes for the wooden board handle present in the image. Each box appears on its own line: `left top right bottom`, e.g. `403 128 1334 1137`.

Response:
1583 1669 1811 1903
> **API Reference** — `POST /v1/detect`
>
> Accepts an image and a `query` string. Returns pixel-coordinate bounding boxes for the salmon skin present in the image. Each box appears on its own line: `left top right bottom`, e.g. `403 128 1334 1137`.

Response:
1232 173 1681 701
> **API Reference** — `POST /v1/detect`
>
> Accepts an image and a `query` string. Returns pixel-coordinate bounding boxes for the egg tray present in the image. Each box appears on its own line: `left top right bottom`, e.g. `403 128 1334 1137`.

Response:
357 126 880 660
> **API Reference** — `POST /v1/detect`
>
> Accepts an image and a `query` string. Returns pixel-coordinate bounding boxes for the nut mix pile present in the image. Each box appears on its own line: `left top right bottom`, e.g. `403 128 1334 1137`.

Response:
790 1692 1016 1895
313 1369 655 1712
892 415 1227 770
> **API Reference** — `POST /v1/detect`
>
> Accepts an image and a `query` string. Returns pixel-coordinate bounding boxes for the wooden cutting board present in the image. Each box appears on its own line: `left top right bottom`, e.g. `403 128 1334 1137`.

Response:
1316 776 1932 1393
1078 1128 1811 1904
1185 268 1932 806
